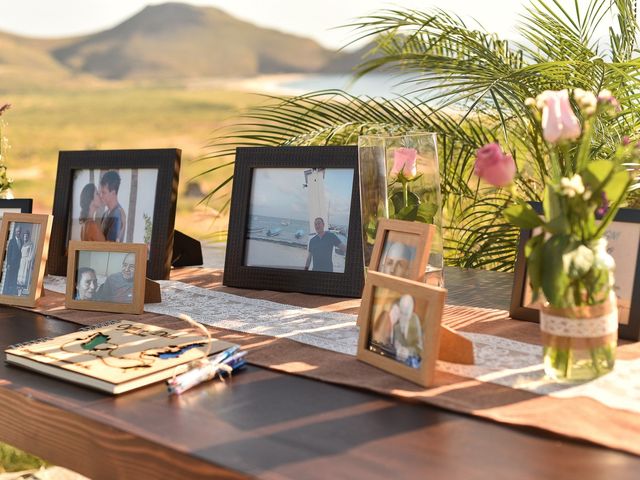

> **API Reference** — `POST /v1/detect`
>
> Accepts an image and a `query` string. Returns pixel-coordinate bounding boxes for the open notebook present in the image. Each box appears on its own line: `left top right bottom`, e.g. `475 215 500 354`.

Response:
5 320 236 394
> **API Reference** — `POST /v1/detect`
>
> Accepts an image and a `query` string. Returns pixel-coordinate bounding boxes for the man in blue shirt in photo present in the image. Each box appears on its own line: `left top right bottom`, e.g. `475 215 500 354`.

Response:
99 171 127 242
304 217 346 272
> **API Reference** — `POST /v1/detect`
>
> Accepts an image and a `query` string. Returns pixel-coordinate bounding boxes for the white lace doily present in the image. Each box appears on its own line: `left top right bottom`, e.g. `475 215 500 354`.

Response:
44 275 640 414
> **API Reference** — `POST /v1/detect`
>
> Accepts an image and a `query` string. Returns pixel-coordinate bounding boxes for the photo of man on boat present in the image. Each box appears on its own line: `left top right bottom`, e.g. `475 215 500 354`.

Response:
244 167 353 273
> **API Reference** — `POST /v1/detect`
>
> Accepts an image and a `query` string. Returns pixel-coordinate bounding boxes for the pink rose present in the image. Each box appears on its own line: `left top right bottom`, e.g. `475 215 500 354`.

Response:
474 143 516 187
536 90 581 143
391 147 417 179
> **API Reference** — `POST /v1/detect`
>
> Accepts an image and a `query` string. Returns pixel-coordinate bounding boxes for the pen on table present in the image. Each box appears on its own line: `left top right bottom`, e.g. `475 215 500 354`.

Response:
167 346 245 395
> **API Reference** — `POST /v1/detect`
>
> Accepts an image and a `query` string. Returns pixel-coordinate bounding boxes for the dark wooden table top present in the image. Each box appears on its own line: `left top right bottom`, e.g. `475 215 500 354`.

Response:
0 273 638 479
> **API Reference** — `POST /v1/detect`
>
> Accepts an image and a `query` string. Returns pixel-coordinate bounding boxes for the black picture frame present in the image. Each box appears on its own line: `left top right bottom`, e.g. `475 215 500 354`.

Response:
224 146 364 297
0 199 33 218
48 149 181 280
510 202 640 340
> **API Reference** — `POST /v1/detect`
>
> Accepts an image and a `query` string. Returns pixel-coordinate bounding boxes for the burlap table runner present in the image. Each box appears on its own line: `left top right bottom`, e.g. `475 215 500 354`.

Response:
22 267 640 457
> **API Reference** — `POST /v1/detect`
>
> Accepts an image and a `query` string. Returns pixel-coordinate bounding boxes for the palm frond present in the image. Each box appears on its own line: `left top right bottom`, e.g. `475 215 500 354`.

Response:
201 0 640 271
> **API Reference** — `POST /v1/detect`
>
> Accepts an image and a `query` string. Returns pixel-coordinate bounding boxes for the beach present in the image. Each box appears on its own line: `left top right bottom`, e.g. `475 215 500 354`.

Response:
245 238 346 273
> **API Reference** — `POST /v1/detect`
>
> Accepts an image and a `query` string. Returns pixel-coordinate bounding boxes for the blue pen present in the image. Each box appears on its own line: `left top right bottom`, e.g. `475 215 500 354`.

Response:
167 346 243 395
209 345 240 367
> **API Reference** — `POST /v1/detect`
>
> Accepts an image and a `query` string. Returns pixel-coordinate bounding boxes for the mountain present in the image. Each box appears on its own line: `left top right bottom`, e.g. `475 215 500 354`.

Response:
0 32 74 89
49 2 354 80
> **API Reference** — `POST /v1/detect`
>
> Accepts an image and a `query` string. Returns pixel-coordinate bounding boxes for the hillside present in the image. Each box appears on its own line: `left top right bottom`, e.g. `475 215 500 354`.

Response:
49 2 354 80
0 32 75 90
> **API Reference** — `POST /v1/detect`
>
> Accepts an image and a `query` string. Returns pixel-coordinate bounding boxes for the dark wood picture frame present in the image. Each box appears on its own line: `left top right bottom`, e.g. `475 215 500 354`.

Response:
510 202 640 341
357 271 445 387
224 146 364 297
66 241 147 314
48 149 180 280
0 213 52 308
0 199 33 221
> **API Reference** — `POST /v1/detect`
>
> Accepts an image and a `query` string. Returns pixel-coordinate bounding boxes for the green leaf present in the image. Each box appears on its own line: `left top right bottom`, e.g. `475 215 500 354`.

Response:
393 205 419 221
602 170 631 206
525 233 544 299
503 203 544 229
389 190 420 212
582 160 614 191
416 203 437 223
541 235 573 306
543 186 570 235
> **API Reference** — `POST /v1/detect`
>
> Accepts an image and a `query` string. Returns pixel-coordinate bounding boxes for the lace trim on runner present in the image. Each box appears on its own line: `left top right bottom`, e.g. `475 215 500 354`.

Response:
540 310 618 337
43 276 640 414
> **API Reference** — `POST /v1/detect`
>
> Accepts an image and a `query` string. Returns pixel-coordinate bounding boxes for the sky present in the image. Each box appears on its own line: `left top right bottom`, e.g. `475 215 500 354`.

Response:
250 168 353 225
0 0 521 48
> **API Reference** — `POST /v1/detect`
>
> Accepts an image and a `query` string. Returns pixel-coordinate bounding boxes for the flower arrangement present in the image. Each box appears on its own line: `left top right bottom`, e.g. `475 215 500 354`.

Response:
387 143 438 224
0 103 14 197
475 89 638 380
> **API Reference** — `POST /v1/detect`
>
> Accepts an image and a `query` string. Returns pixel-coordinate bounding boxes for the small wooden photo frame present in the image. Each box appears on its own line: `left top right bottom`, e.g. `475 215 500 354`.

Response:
66 241 148 314
0 213 52 308
357 271 446 387
369 218 434 280
510 203 640 341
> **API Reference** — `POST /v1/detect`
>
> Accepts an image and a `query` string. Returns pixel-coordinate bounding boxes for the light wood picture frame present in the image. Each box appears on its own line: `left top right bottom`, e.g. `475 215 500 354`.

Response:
65 241 147 314
0 213 52 308
368 218 434 281
357 271 446 387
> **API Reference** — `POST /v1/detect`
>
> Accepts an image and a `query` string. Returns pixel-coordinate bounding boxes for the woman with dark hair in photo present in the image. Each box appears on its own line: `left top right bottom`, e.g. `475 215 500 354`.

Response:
80 183 106 241
75 267 98 300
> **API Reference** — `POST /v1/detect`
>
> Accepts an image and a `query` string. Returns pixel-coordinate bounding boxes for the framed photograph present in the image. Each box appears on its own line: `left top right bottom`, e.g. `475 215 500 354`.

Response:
0 199 33 223
369 218 434 280
0 213 52 307
357 271 445 387
65 241 147 314
224 146 364 297
510 203 640 341
48 149 181 280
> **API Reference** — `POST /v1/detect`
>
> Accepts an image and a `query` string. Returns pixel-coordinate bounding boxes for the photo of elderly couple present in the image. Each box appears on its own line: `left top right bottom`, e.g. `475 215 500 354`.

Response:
74 251 137 304
0 222 41 297
368 287 424 369
68 168 158 249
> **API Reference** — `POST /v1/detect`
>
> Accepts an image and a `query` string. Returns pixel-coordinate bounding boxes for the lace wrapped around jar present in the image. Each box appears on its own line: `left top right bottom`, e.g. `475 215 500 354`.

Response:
541 293 617 381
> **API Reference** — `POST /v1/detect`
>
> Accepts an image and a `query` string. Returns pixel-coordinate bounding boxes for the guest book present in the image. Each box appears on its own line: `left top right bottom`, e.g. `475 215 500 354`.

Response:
5 320 236 394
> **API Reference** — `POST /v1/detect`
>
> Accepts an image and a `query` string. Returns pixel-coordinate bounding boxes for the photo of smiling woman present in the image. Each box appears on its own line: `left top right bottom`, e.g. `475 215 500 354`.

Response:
74 250 136 304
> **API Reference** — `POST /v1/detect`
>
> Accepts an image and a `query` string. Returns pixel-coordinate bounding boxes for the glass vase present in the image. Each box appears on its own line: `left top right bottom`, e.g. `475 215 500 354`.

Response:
358 132 443 286
540 294 617 381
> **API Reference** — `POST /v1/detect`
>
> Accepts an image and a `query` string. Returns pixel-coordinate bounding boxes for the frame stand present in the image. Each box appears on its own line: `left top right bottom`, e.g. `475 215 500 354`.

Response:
438 325 474 364
144 278 162 304
171 230 203 267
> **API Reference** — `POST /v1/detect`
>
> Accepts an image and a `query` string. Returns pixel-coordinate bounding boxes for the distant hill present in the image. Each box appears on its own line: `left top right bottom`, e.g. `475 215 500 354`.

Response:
0 2 370 84
0 32 74 90
48 2 359 80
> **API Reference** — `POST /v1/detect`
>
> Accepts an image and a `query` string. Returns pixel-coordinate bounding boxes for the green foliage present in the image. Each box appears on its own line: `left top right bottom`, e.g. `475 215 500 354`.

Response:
0 442 47 473
508 154 632 306
202 0 640 271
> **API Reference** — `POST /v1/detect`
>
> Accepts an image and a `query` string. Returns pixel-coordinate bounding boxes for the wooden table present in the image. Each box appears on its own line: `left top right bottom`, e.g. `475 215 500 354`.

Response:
0 270 639 480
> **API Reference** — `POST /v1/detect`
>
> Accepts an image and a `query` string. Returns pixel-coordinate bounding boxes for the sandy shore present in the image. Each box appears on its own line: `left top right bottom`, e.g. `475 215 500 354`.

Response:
186 74 309 96
245 238 346 273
